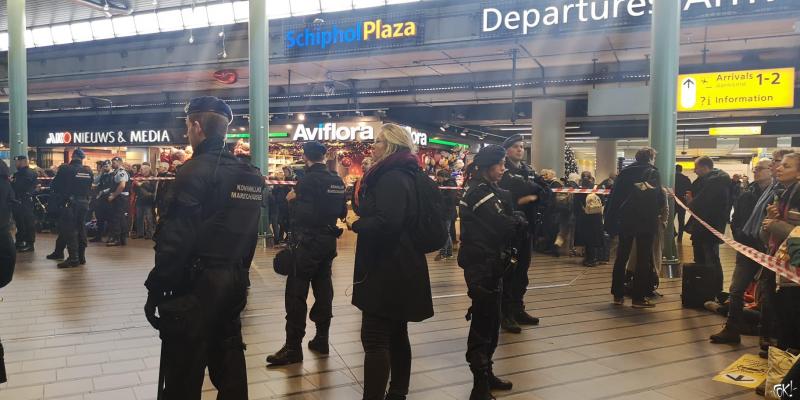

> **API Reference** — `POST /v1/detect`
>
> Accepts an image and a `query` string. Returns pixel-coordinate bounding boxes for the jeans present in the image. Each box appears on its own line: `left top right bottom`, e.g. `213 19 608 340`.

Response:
611 232 654 301
692 239 723 296
726 253 761 328
439 219 453 257
361 313 411 400
134 204 155 239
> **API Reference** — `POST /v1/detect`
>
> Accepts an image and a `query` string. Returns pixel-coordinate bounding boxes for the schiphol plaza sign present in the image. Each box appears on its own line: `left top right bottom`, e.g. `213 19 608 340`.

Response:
482 0 791 37
284 17 422 55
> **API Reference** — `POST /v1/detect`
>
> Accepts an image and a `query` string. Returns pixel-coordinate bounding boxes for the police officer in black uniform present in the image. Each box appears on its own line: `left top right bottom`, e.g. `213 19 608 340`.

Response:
12 155 38 253
90 161 114 243
497 134 546 333
106 156 131 247
267 141 347 366
144 97 262 399
459 145 527 400
50 149 94 268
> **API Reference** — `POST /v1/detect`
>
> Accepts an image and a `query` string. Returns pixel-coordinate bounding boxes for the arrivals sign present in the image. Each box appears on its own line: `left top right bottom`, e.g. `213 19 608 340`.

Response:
284 16 422 56
32 129 184 147
678 68 795 112
481 0 790 38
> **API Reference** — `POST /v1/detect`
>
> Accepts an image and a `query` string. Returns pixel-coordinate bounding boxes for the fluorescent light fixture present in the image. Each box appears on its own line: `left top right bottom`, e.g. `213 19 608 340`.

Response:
565 125 581 129
112 16 138 37
298 114 306 121
90 19 115 39
679 120 768 127
207 3 235 26
270 132 290 138
182 6 209 29
565 131 593 135
70 22 94 42
135 13 160 34
499 127 530 131
321 0 353 12
157 9 184 32
232 1 250 22
31 26 54 47
709 126 762 136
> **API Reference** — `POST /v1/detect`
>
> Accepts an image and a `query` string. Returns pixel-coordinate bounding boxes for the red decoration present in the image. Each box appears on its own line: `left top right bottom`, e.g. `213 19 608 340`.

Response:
213 69 238 85
341 157 352 167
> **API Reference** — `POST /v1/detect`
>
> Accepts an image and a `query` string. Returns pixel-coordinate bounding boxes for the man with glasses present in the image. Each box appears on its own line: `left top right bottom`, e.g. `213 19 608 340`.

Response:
710 159 773 344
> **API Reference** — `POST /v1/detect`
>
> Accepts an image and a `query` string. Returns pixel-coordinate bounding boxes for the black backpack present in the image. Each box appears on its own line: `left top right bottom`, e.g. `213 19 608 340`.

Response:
622 167 661 226
407 170 448 253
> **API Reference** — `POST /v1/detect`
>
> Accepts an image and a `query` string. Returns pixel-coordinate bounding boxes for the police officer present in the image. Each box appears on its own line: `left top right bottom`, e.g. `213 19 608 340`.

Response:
498 134 545 333
144 97 262 399
50 149 94 268
106 156 130 247
11 155 38 253
459 145 527 400
89 161 114 243
266 141 347 366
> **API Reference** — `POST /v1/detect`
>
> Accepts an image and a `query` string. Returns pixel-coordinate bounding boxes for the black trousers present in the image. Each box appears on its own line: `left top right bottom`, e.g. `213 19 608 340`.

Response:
775 287 800 350
758 269 778 340
502 232 531 316
466 276 502 372
284 260 333 346
692 238 723 296
361 313 411 400
12 197 36 244
108 196 129 243
92 198 110 239
59 201 88 261
675 205 686 241
160 268 248 400
611 232 654 301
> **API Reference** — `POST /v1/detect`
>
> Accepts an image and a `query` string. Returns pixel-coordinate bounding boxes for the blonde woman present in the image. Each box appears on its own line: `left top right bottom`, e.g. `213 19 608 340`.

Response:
347 124 434 400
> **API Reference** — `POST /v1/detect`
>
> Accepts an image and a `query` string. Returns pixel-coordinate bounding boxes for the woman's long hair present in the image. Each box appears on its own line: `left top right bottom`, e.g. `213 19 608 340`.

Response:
372 124 416 164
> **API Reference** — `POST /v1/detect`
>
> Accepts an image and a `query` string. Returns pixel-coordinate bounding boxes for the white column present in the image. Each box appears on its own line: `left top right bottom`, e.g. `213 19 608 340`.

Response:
531 99 566 178
595 139 618 181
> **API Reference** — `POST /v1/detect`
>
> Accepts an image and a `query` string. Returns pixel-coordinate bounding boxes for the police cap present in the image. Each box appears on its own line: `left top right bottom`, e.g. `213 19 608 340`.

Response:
111 156 123 162
502 134 524 149
184 96 233 122
303 141 327 161
14 155 27 161
473 145 506 167
72 148 86 160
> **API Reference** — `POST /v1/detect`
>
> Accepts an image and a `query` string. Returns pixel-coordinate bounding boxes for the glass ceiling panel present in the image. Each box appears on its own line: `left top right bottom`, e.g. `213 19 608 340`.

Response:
157 9 184 32
112 16 138 37
182 6 209 29
0 33 8 52
232 1 249 23
135 13 160 34
207 3 236 26
25 30 35 48
70 22 94 42
32 26 54 47
290 0 321 17
353 0 386 9
51 24 75 45
321 0 352 13
90 19 115 40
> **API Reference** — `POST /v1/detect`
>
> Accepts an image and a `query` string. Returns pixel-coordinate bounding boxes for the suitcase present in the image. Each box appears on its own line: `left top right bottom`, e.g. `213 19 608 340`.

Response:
681 263 718 308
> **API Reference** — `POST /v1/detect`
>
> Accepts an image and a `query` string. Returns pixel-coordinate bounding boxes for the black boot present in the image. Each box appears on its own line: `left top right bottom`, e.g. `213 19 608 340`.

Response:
488 369 513 391
17 243 34 253
308 336 329 355
500 315 521 334
469 370 496 400
57 258 81 269
710 324 741 344
266 345 303 366
15 241 26 249
514 311 540 326
46 252 65 261
385 393 406 400
78 246 86 265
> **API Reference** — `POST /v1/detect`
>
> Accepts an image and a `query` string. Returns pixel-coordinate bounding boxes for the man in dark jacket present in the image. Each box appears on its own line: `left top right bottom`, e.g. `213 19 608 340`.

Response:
498 134 546 333
605 147 664 308
710 159 772 344
144 97 262 399
11 155 38 252
267 141 347 366
687 156 731 298
50 149 94 268
0 160 16 384
674 165 692 242
436 169 458 261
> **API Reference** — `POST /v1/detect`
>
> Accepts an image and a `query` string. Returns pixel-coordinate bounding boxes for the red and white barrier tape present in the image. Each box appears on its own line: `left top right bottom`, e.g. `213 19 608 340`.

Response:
552 188 611 194
672 194 800 285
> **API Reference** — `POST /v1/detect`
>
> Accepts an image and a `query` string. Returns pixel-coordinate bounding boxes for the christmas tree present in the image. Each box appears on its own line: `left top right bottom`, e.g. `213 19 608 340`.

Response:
564 144 578 178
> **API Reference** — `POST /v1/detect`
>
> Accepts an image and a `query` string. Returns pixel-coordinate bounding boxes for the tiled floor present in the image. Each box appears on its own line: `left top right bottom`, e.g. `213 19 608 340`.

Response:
0 232 762 399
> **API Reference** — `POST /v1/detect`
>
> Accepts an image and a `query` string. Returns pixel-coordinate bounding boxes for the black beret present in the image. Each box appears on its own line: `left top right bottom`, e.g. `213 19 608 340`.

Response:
184 96 233 122
13 155 27 161
473 145 506 167
111 156 123 162
72 148 86 160
502 134 524 149
303 141 327 160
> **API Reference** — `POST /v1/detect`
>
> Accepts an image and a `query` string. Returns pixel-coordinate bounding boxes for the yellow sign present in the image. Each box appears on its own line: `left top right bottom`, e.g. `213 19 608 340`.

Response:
678 68 795 112
713 354 768 389
709 126 762 136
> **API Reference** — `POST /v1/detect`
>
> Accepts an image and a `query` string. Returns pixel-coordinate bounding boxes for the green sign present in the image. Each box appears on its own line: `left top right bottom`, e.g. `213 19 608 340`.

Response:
226 132 289 139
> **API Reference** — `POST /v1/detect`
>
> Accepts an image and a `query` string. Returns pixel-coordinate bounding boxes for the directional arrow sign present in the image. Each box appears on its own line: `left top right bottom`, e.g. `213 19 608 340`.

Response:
678 67 795 112
680 77 697 109
725 374 755 383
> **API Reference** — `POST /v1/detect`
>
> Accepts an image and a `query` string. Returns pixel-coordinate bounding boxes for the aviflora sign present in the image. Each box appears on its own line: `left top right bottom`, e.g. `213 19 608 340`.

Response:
482 0 787 37
285 18 421 55
292 123 428 146
40 129 177 146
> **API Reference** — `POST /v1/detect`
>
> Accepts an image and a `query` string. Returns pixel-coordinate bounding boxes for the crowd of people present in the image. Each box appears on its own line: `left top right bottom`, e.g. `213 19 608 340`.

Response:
3 96 799 399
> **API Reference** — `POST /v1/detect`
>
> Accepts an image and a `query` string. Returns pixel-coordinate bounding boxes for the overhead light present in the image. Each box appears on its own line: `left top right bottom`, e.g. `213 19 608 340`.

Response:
439 126 446 132
104 11 113 18
709 126 762 136
460 132 467 137
565 131 593 135
565 125 581 130
298 113 305 121
286 124 292 129
103 1 110 11
679 120 768 127
152 0 158 5
499 127 530 131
